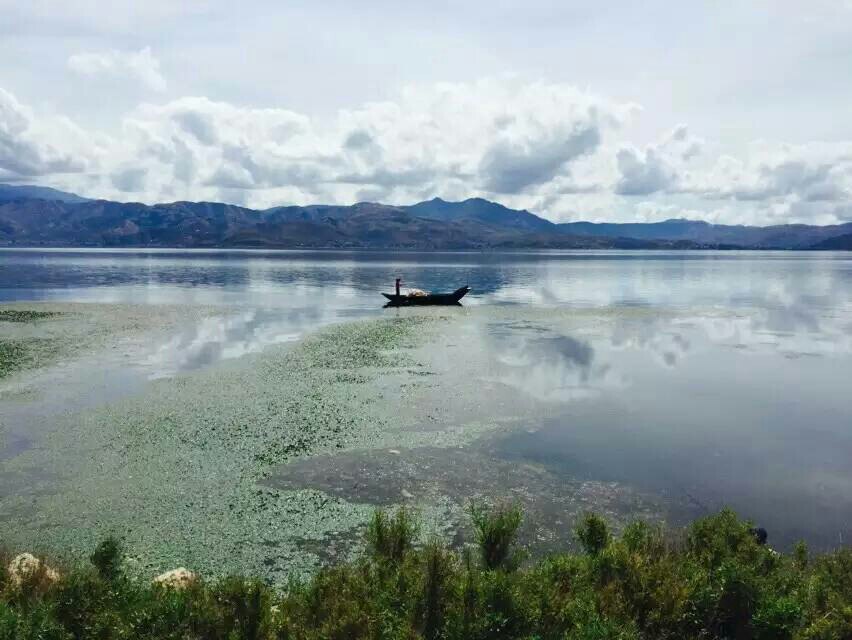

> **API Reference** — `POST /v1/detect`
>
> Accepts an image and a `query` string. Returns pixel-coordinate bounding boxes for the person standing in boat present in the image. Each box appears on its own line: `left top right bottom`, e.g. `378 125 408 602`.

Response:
395 277 401 296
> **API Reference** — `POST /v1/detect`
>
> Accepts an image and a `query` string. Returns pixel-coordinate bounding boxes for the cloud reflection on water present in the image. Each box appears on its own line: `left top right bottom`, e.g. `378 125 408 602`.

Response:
142 283 378 378
481 322 615 402
473 305 852 550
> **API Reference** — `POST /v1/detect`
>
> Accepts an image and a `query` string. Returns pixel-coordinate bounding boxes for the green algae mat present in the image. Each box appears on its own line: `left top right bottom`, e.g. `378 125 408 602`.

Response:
0 314 444 582
0 310 62 323
0 309 67 378
0 305 674 586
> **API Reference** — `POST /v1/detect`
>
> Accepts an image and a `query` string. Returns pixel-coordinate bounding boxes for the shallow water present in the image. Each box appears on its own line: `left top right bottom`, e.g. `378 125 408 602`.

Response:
2 248 851 552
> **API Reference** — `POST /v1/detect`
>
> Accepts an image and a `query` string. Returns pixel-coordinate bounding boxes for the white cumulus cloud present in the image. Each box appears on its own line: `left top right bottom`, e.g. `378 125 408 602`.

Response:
1 75 851 226
614 125 703 196
78 79 634 207
0 88 89 178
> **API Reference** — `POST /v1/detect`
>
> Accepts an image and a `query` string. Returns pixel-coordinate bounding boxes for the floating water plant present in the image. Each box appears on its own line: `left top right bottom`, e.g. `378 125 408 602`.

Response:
0 310 62 323
0 314 445 583
0 339 51 379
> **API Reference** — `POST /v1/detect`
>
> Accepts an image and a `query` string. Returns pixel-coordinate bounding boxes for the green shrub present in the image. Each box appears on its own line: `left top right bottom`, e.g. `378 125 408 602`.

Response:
52 569 111 639
0 508 849 639
209 577 272 640
417 540 454 640
0 601 70 640
89 537 123 583
366 508 418 564
687 508 758 569
576 513 610 556
753 595 803 640
794 540 809 570
469 502 523 571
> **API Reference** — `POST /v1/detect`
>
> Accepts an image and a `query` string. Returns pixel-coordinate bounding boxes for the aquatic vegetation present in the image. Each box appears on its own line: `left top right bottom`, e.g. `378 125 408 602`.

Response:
0 508 849 639
0 310 62 323
0 303 219 382
4 303 845 609
0 315 441 583
0 339 52 379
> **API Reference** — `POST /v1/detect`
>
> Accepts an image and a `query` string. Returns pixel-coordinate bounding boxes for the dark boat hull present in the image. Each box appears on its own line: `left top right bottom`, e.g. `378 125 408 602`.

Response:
383 286 470 307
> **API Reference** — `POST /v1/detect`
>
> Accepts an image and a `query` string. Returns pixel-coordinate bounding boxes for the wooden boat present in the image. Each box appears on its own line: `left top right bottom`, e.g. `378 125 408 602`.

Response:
382 285 470 307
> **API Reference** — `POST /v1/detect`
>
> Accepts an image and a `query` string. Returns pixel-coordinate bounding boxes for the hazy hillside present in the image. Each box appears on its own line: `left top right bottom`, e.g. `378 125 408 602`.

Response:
0 184 849 250
0 184 90 204
810 232 852 250
558 219 852 249
405 197 555 233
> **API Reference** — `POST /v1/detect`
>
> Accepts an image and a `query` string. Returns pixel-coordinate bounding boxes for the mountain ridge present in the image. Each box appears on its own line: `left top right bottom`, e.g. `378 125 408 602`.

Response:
0 184 849 250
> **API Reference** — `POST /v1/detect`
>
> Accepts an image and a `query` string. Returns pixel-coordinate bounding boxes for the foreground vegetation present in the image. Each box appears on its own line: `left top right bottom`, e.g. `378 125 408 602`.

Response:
1 507 850 639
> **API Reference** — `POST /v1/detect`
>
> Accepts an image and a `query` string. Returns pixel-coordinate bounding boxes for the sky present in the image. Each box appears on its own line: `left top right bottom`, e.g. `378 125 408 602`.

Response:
2 0 852 225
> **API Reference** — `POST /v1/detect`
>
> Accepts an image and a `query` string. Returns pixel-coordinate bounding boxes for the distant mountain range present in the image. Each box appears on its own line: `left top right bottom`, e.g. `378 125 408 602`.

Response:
1 184 850 250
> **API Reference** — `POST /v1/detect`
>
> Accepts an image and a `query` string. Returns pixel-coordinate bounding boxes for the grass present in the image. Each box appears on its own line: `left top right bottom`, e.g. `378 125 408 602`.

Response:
1 507 849 639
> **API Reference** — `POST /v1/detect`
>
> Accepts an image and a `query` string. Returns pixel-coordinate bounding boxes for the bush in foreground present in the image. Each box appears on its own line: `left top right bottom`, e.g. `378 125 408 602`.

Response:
1 507 850 639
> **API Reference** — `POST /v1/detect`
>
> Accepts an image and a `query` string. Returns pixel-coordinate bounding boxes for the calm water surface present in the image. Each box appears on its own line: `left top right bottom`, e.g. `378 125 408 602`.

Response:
2 248 851 548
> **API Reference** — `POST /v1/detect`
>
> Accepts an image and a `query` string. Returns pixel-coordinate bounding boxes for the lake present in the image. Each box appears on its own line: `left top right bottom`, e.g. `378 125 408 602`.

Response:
1 248 851 557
